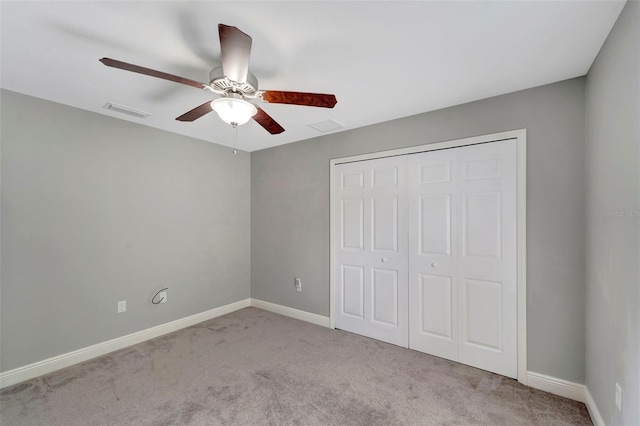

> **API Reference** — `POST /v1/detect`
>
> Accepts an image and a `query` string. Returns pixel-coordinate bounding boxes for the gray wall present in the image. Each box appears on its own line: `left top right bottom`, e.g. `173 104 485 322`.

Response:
252 78 586 382
585 1 639 424
0 90 251 372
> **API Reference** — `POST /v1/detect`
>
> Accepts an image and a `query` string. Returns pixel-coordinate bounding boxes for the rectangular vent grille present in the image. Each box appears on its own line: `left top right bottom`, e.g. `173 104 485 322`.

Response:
308 119 344 133
103 102 151 119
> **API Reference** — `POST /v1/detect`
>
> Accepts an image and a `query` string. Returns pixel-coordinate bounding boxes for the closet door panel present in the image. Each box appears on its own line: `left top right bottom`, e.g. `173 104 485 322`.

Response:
335 156 408 347
408 149 459 360
335 162 370 338
457 140 517 378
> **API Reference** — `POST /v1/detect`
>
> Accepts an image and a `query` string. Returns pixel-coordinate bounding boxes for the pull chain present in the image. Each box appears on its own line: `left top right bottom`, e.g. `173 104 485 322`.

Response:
233 124 238 155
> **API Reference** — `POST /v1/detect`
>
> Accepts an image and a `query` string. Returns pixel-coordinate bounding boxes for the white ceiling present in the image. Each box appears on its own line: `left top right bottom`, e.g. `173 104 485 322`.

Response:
0 1 625 152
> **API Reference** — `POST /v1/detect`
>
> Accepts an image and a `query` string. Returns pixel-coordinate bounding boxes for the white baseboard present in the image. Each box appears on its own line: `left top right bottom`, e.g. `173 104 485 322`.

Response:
525 373 605 425
250 298 330 328
0 298 251 389
526 371 586 403
585 387 605 426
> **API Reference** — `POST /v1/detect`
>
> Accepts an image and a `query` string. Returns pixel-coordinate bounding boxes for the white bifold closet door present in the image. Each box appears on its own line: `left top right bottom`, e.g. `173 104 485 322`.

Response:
334 155 409 347
408 140 517 378
334 139 517 378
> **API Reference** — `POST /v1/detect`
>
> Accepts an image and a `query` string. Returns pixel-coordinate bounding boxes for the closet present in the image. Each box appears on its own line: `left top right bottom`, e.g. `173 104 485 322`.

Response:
333 139 517 378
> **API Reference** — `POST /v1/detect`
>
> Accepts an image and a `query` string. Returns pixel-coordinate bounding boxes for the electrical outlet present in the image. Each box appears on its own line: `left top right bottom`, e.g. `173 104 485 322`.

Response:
615 383 622 412
117 300 126 313
294 277 302 292
158 291 167 303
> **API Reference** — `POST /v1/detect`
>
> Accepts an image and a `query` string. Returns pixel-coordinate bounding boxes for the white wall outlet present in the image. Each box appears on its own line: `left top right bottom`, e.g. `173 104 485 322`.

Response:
615 383 622 411
158 291 167 303
117 300 126 313
294 277 302 292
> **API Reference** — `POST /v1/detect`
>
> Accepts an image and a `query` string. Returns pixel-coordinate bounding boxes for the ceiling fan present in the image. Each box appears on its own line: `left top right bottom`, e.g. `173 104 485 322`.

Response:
100 24 337 135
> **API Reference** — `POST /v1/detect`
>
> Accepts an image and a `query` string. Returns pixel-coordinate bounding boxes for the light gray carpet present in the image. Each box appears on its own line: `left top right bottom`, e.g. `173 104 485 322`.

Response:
1 307 591 425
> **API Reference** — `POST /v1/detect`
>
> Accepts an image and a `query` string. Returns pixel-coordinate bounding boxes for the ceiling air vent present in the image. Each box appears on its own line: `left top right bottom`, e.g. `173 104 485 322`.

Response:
308 119 344 133
103 102 151 119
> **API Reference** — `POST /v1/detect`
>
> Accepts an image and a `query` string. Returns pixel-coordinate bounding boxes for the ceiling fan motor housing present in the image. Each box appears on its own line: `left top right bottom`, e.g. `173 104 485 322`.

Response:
209 66 258 96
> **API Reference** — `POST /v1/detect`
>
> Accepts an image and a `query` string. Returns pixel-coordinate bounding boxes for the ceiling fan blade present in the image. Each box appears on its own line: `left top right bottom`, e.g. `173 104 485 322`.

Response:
175 101 213 122
218 24 252 84
260 91 337 108
253 107 285 134
100 58 207 90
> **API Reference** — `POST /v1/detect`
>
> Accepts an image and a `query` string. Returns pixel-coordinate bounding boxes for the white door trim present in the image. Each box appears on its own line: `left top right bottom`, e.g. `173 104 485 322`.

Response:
329 129 528 384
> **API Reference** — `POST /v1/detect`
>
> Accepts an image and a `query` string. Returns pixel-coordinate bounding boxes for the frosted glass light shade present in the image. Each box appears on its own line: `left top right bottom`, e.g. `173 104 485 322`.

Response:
211 97 257 126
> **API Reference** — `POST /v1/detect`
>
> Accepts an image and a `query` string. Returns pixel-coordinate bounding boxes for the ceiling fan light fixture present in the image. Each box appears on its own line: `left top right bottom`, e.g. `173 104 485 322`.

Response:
211 96 257 126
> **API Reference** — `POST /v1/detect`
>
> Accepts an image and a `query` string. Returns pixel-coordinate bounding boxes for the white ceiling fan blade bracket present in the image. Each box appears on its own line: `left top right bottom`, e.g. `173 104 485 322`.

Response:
255 91 266 102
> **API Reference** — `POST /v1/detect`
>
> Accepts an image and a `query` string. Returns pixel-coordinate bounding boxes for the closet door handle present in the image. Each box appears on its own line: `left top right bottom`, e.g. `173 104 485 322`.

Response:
431 262 438 268
381 257 388 263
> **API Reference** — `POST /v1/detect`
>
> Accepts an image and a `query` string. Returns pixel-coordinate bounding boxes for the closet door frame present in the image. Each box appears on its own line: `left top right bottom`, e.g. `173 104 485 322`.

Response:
329 129 528 385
